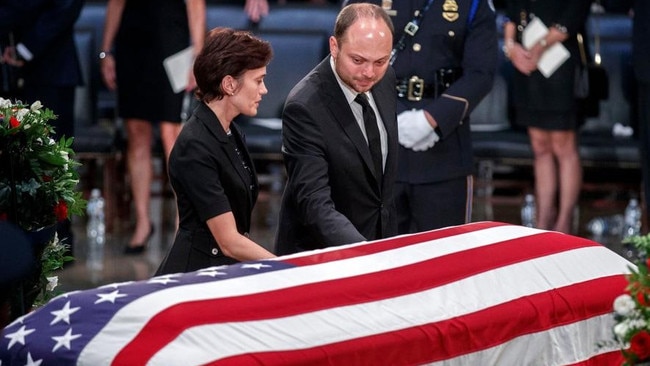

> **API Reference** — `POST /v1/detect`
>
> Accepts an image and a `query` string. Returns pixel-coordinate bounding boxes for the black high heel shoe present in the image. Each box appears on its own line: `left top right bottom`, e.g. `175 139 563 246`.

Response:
123 225 154 255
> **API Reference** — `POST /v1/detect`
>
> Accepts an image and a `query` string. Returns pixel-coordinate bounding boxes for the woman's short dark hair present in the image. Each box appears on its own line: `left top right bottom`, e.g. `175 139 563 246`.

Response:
194 28 273 103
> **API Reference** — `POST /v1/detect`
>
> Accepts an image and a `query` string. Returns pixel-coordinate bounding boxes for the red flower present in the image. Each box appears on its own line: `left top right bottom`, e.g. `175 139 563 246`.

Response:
9 116 19 128
54 200 68 221
42 175 52 182
636 290 650 307
630 330 650 361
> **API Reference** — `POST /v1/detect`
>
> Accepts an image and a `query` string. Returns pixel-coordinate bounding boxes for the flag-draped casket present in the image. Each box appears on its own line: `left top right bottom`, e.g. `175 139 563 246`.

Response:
0 222 630 365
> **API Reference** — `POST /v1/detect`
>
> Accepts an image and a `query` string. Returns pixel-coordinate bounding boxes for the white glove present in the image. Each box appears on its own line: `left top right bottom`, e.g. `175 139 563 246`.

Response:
411 130 440 152
397 109 434 148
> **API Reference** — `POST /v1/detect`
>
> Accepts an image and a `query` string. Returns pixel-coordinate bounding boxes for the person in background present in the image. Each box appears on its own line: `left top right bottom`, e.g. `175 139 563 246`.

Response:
0 0 84 251
100 0 206 254
156 27 276 275
345 0 498 234
503 0 591 233
0 221 33 329
611 0 650 232
275 3 398 255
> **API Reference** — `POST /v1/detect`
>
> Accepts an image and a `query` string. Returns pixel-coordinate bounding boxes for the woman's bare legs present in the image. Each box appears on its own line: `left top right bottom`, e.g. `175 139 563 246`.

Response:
126 118 153 247
529 127 557 230
528 127 582 233
551 129 582 234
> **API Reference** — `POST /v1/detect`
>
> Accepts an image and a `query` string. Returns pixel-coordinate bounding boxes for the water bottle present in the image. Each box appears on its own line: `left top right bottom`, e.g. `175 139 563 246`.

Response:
623 198 642 239
586 214 624 237
521 194 536 228
86 188 105 271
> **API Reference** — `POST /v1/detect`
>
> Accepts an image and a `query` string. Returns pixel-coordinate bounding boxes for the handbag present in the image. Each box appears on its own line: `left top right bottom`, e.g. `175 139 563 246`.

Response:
575 33 609 101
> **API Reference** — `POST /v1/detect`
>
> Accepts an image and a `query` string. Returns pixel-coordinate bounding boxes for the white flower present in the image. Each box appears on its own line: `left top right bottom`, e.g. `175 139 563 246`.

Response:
614 294 637 316
16 108 29 121
45 276 59 292
629 317 647 330
0 97 10 108
30 100 42 112
614 321 631 339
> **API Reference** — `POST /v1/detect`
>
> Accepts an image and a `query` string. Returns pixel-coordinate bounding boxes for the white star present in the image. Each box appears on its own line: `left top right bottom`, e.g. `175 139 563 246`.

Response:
4 325 35 349
202 265 228 271
53 290 80 302
241 263 272 270
98 281 134 289
50 301 80 325
148 277 179 285
24 352 43 366
51 328 82 352
6 314 27 329
196 269 227 277
95 290 127 304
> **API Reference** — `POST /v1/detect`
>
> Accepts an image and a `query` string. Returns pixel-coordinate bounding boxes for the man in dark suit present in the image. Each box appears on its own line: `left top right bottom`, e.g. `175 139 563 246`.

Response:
346 0 498 233
0 0 84 140
0 0 84 250
275 3 397 254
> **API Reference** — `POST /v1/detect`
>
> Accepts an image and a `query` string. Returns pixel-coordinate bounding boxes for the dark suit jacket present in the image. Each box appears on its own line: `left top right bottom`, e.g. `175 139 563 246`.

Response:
157 103 259 274
0 0 83 88
346 0 498 184
275 57 398 255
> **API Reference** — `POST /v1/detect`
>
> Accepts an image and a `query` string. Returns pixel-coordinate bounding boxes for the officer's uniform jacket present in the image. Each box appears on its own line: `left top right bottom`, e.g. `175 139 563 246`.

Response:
347 0 498 184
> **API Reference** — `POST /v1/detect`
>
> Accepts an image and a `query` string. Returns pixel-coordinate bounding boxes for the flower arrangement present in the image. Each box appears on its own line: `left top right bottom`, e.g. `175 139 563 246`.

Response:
0 98 85 230
0 97 84 310
611 234 650 365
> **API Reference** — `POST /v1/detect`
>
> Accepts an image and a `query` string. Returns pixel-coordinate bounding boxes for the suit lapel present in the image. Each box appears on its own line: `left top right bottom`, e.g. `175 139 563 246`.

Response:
318 59 381 187
196 104 257 205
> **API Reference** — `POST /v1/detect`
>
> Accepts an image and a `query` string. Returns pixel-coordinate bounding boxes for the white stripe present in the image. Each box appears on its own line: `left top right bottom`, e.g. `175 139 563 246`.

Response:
147 246 630 365
80 224 537 362
425 313 620 366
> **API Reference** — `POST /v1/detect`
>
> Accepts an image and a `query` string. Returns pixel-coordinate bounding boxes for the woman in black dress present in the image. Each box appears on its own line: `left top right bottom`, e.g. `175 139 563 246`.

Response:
100 0 206 253
156 28 276 275
503 0 591 233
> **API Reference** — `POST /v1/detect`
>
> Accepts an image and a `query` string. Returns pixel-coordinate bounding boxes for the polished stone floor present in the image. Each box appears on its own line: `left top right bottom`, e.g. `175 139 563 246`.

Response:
55 160 643 294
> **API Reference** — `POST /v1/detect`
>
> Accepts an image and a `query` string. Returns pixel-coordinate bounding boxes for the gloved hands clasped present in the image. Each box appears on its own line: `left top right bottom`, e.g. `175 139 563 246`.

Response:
397 109 440 152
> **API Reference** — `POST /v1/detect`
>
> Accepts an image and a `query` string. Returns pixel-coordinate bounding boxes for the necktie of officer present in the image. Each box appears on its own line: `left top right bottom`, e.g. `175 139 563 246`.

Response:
354 93 383 184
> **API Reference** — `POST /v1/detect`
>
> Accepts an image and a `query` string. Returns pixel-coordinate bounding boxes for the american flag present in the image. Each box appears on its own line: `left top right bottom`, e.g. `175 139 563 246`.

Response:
1 221 630 365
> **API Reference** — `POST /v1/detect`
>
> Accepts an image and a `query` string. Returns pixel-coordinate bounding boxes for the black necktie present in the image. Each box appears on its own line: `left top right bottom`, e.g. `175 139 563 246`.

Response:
355 93 383 184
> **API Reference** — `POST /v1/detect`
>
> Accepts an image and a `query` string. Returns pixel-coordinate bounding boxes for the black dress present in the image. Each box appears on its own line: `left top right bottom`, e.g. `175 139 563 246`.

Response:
506 0 591 130
156 103 259 275
114 0 190 123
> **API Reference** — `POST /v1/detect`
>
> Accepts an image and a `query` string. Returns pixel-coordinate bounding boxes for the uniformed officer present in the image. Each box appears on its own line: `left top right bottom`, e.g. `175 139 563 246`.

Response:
344 0 498 233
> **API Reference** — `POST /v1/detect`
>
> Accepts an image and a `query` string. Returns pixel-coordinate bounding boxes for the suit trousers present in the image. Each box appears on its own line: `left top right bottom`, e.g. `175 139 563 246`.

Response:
395 175 473 234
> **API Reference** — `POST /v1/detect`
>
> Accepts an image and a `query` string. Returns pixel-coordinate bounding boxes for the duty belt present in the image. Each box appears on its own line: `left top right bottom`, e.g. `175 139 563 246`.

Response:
396 68 463 101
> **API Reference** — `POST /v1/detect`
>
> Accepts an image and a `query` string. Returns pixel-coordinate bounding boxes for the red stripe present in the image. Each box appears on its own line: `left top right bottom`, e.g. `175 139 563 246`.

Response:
284 221 567 267
113 229 606 364
207 276 627 365
566 350 624 365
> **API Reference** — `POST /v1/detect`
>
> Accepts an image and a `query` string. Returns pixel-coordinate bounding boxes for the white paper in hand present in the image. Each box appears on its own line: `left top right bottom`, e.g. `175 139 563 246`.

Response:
521 17 570 78
163 46 194 93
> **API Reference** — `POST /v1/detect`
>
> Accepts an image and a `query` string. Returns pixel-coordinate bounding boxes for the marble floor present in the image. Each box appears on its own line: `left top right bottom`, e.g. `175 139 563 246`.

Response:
55 161 642 294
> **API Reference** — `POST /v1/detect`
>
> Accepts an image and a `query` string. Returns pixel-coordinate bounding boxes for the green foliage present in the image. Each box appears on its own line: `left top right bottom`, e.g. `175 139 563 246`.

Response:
0 98 86 230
